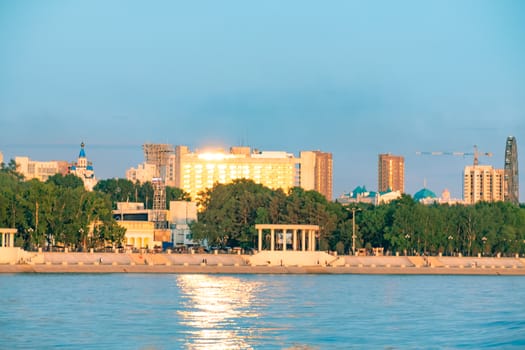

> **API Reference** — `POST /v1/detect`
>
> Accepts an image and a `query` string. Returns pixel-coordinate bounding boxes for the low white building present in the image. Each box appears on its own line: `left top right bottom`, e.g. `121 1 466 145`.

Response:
169 201 201 246
114 201 202 249
337 186 402 206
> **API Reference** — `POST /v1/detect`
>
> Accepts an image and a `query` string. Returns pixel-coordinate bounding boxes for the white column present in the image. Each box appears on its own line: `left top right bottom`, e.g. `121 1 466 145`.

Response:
270 229 275 251
301 230 306 251
1 233 4 247
258 228 262 252
10 232 14 247
283 230 287 251
309 230 315 251
292 229 297 251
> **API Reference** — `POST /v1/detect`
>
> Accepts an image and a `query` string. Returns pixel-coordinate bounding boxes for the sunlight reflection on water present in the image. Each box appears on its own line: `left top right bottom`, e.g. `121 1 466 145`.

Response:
176 275 264 349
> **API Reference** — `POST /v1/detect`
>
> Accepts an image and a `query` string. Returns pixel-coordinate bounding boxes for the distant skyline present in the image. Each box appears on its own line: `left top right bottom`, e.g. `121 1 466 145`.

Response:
1 1 524 200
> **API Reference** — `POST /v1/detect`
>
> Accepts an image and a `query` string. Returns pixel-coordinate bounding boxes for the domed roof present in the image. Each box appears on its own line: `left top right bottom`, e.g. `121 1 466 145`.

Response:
79 142 86 158
414 188 437 201
351 185 368 198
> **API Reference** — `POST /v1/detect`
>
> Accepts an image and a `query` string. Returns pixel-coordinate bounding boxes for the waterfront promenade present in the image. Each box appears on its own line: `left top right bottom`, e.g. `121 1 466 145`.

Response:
1 251 525 275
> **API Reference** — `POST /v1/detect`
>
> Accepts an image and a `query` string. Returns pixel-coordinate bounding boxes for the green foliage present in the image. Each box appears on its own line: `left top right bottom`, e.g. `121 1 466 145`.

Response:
94 178 189 209
2 164 524 256
0 171 127 250
46 173 84 189
191 179 274 248
194 180 525 256
194 180 348 251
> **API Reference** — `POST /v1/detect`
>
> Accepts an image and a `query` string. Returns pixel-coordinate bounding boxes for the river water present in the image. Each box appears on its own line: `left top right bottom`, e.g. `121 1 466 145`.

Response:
1 274 524 349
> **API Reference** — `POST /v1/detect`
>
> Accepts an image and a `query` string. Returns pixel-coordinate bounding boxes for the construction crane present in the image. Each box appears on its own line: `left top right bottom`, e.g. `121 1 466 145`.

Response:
416 145 492 166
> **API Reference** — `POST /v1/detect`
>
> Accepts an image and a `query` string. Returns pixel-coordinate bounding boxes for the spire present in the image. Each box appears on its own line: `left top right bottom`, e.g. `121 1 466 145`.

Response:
79 142 86 158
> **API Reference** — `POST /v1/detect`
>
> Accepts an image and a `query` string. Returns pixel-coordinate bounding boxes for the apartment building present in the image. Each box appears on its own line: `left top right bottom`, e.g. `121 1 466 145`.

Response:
378 154 405 193
463 165 504 204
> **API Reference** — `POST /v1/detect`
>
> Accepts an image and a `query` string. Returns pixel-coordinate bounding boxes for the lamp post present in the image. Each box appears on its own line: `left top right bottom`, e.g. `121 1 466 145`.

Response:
79 228 85 252
482 236 487 256
405 234 411 256
27 228 34 250
448 235 454 256
351 207 361 256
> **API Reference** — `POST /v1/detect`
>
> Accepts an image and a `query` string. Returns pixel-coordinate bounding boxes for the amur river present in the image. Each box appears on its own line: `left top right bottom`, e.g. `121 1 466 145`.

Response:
1 274 525 349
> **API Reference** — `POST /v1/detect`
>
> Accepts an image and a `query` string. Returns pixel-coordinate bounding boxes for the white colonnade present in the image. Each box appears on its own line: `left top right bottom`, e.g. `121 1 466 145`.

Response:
255 224 320 252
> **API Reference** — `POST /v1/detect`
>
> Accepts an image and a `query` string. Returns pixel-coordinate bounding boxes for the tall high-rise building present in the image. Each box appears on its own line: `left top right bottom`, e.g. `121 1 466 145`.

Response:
0 151 3 165
463 165 504 204
378 154 405 193
504 136 519 205
300 151 333 200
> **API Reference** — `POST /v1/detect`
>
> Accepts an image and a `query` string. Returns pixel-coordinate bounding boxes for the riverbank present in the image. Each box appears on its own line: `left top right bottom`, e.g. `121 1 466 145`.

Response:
1 252 525 275
1 263 525 275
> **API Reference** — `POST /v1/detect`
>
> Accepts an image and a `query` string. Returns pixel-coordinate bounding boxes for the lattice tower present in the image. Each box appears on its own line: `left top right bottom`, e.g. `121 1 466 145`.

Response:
143 144 174 229
504 136 519 205
152 177 167 229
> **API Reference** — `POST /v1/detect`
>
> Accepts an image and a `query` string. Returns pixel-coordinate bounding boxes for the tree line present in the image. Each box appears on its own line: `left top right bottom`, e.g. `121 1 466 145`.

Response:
0 162 186 251
2 160 525 256
191 179 525 257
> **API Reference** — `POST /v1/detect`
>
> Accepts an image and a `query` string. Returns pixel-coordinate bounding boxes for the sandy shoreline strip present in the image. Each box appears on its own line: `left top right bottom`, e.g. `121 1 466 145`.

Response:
1 263 525 275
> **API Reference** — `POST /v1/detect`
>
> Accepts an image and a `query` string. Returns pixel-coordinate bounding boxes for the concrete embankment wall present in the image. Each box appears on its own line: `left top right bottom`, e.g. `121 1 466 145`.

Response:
2 250 525 275
249 251 345 267
0 248 43 264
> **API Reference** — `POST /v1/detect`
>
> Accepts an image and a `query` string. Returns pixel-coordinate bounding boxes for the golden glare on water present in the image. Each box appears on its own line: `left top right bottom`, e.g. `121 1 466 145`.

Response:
176 275 263 349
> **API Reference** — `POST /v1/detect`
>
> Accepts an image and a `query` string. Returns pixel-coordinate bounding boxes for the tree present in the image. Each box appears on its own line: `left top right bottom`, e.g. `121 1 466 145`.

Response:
46 173 84 189
192 179 273 248
166 186 191 203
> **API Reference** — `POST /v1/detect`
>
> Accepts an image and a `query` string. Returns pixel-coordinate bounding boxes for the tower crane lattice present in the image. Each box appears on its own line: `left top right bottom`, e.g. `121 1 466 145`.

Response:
416 145 492 166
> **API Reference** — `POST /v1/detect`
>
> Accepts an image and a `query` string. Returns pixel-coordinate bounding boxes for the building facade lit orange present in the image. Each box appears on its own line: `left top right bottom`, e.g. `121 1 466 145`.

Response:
378 154 405 193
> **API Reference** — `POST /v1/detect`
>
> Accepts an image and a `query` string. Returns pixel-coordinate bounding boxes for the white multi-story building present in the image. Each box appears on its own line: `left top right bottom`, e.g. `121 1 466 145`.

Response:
175 146 298 200
126 154 176 187
14 156 68 181
463 165 504 204
126 162 157 184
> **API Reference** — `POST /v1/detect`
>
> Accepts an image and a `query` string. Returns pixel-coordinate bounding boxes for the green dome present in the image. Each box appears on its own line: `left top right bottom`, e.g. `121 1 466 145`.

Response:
414 188 437 201
351 185 368 198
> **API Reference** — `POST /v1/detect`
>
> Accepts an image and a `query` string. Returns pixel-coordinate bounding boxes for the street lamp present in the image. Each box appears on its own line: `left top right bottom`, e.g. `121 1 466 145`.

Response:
482 236 487 256
405 234 411 256
79 228 85 252
351 207 361 256
448 235 454 256
27 228 34 250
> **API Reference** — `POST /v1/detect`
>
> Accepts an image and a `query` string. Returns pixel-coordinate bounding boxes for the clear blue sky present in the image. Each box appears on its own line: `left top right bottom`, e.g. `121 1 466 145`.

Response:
1 0 524 200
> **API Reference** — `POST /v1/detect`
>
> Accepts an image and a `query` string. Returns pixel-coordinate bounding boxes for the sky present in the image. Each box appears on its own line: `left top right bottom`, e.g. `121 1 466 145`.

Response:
1 0 524 201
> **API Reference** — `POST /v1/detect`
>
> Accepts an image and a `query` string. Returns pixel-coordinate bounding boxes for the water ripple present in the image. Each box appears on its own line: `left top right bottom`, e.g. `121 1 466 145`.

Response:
1 274 525 349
